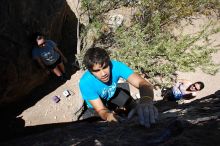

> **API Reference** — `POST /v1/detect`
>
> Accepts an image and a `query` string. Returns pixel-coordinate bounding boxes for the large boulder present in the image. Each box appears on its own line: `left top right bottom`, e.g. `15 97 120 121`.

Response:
1 93 220 145
0 0 77 106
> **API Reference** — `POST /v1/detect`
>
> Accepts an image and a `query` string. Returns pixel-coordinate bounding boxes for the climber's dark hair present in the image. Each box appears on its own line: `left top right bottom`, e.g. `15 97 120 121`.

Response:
83 47 110 71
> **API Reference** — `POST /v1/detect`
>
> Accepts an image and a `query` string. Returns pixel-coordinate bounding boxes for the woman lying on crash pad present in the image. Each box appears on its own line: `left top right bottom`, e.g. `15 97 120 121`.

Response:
161 79 204 101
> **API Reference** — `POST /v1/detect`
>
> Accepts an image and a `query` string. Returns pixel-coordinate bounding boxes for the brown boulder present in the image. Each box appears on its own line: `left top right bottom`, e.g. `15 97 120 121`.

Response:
0 0 78 106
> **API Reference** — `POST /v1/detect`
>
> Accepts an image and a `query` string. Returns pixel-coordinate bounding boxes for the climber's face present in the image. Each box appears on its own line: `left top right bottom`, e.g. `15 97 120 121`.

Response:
90 62 110 83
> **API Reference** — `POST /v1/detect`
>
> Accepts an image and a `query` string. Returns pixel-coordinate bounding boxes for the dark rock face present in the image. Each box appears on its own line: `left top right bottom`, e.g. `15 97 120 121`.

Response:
0 0 77 106
1 93 220 146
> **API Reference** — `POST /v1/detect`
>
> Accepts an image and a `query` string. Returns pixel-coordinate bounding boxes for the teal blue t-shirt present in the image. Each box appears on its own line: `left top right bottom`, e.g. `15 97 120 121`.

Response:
79 60 134 108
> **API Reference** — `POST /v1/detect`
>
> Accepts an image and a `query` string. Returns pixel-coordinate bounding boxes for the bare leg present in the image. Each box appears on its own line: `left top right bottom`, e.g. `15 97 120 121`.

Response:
51 66 63 77
57 62 65 74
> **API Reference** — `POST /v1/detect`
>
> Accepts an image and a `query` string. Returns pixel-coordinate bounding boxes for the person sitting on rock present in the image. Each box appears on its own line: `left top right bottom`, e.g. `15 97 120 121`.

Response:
79 47 158 128
32 32 68 82
161 79 204 101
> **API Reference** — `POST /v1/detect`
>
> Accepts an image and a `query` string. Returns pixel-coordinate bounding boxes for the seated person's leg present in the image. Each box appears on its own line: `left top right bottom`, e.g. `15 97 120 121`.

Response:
57 62 65 74
51 66 63 77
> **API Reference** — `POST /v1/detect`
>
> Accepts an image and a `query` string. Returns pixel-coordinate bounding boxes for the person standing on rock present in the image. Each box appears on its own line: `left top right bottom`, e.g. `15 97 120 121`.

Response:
79 47 158 128
32 32 68 82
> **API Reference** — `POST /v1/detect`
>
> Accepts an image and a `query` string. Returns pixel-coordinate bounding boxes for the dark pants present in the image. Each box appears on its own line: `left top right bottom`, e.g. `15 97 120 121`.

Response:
161 87 176 101
79 83 137 120
46 56 62 69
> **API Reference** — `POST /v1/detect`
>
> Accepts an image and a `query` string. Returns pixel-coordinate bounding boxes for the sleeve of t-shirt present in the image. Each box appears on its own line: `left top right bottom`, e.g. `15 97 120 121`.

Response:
113 60 134 80
79 78 99 101
47 40 57 48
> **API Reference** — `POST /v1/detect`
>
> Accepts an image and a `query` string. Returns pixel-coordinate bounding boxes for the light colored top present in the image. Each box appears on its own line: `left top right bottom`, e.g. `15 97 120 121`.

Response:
172 79 196 100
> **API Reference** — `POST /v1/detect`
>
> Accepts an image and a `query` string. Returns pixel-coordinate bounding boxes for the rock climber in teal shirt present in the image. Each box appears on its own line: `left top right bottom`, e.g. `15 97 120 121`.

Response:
79 47 158 127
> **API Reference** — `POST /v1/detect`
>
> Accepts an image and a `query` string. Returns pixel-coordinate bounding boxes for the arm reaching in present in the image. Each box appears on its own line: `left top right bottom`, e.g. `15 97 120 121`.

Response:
127 73 159 127
89 98 118 122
